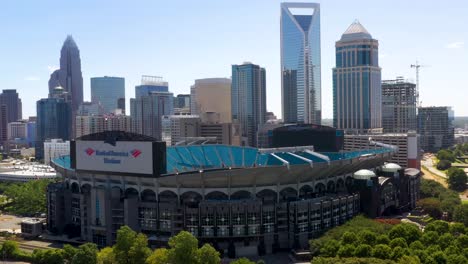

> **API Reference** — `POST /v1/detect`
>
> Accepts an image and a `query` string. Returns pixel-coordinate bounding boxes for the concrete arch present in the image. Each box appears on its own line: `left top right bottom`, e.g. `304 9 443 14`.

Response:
158 190 178 202
336 178 345 192
231 190 252 200
111 186 123 199
256 189 278 202
315 183 326 195
141 189 157 202
279 187 297 202
299 184 314 199
327 180 336 193
255 186 276 195
71 182 80 194
81 183 92 194
205 191 229 201
181 191 203 204
125 187 139 198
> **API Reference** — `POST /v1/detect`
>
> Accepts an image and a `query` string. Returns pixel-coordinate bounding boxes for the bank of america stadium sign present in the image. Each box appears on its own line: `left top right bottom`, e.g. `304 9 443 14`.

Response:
75 141 153 175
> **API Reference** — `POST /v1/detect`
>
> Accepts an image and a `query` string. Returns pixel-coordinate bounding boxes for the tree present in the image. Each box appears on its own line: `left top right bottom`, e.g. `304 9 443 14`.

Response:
113 226 138 264
63 244 78 263
417 198 443 218
72 243 98 264
426 221 450 235
446 167 467 191
437 150 455 162
446 254 468 264
198 244 220 264
337 244 355 258
437 233 454 250
431 251 447 264
455 234 468 249
453 204 468 226
230 258 255 264
2 179 52 216
320 239 340 257
376 234 390 245
354 244 372 258
97 247 115 264
389 238 408 249
397 255 421 264
128 234 151 264
449 223 465 235
409 241 424 251
341 231 357 245
391 246 406 261
32 249 65 264
167 231 199 264
420 231 440 246
0 240 19 259
437 160 452 170
388 224 421 244
372 244 391 259
146 248 169 264
357 230 377 245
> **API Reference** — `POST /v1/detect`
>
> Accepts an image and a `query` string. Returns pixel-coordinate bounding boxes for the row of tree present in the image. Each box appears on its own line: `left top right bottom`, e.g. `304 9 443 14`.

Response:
0 226 264 264
0 179 53 216
310 220 468 264
417 179 468 225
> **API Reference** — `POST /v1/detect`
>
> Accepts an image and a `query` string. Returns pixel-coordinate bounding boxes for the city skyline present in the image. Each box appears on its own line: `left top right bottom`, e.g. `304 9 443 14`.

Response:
1 0 467 118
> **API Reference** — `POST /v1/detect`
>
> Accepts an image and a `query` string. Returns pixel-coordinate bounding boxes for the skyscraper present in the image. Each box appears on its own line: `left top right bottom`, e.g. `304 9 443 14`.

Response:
135 76 168 98
35 98 72 160
231 63 266 147
130 83 174 140
418 106 454 152
190 78 232 123
0 89 22 144
382 78 417 133
281 2 321 124
48 35 83 113
333 21 382 133
91 76 125 114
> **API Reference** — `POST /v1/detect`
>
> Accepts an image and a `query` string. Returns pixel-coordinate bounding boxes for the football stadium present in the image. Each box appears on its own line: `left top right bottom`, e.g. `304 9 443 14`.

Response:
49 131 420 256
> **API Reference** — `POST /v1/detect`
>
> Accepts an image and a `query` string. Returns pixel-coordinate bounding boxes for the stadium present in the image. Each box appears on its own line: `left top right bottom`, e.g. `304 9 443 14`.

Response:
48 131 420 256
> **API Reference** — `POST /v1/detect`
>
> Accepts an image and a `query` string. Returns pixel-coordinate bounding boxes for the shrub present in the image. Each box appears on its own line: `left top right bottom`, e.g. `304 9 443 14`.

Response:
437 159 452 170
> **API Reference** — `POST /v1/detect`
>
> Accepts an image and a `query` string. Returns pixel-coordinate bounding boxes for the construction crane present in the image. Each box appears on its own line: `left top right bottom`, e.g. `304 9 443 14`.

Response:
410 61 427 107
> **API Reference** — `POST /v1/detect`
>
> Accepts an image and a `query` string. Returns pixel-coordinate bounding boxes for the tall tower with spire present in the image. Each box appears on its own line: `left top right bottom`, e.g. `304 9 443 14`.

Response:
333 21 382 133
280 2 321 125
48 35 83 114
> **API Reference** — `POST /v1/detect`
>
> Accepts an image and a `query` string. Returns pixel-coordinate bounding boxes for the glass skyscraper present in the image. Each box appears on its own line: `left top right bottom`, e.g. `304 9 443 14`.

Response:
333 21 382 132
280 2 321 124
91 76 125 114
231 63 266 147
35 98 72 160
135 76 169 98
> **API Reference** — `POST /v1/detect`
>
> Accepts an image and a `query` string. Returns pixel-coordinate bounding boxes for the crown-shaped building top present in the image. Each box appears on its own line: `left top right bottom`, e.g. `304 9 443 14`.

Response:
340 20 372 41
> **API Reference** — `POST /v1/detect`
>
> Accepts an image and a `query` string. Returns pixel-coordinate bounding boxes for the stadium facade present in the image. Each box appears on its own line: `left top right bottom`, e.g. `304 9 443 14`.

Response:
48 131 420 256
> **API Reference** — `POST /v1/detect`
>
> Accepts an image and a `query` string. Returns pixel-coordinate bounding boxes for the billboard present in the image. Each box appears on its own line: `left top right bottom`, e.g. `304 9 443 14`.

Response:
75 141 154 175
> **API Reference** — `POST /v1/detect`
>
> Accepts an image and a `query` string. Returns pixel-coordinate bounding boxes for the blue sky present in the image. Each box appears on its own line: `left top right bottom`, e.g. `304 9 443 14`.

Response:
1 0 467 118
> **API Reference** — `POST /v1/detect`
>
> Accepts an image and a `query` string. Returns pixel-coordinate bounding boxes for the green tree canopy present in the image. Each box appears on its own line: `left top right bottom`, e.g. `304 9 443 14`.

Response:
97 247 115 264
230 257 256 264
446 167 467 191
372 244 392 259
453 204 468 226
388 224 421 244
72 243 98 264
417 198 443 218
337 244 355 258
437 150 456 162
437 159 452 170
2 179 52 215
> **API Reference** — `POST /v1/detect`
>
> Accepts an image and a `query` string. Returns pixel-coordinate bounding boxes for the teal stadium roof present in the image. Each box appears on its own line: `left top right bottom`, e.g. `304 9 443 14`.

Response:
52 145 393 175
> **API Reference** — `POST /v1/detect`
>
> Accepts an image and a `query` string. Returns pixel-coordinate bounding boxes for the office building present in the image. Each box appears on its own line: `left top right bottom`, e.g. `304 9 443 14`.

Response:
77 102 105 116
0 89 22 144
418 106 454 152
49 131 419 252
161 115 201 145
48 36 83 113
333 21 382 133
8 121 27 140
130 91 173 140
190 78 232 123
91 76 125 114
135 76 169 98
231 63 266 147
26 120 36 147
199 112 236 145
35 98 72 160
344 132 421 169
174 94 191 109
281 2 321 124
382 78 417 133
43 139 70 165
76 115 132 138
